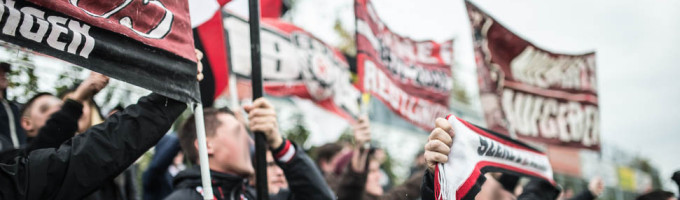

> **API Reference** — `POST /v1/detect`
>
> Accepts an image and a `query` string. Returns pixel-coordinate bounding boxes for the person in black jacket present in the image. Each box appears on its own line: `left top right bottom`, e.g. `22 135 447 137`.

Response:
636 190 675 200
0 92 187 200
16 72 109 155
166 98 334 200
0 62 27 150
0 51 204 200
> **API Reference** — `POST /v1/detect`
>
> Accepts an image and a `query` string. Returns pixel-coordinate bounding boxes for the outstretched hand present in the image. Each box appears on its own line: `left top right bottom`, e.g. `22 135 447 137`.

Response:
424 118 455 173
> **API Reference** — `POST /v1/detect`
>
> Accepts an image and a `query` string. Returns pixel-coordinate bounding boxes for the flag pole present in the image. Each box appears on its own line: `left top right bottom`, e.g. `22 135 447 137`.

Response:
194 102 215 200
248 0 269 199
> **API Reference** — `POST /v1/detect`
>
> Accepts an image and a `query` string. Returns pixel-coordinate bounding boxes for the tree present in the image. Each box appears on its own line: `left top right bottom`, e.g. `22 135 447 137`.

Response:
1 44 39 103
283 113 310 147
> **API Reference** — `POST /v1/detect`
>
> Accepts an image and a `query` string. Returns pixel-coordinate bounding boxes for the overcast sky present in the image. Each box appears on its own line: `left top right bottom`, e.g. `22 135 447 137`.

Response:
228 0 680 192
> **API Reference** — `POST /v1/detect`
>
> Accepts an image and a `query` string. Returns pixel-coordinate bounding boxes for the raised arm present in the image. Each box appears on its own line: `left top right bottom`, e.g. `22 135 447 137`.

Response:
24 93 186 200
245 98 335 200
23 72 109 153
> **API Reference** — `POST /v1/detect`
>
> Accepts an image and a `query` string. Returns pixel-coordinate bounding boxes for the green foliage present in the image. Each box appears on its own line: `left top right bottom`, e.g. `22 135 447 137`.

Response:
632 157 663 189
451 79 471 105
5 48 39 103
333 19 356 56
283 113 310 147
54 65 83 96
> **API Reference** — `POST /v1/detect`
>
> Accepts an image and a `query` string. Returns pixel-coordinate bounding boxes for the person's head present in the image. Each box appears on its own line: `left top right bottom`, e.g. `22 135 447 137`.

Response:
365 159 384 196
0 62 10 91
21 93 61 137
265 150 288 194
475 174 517 200
178 107 254 177
518 179 560 200
636 190 675 200
315 143 345 175
59 89 104 133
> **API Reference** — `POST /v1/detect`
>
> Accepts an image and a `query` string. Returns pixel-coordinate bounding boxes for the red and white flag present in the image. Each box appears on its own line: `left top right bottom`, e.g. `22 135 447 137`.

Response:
190 0 231 106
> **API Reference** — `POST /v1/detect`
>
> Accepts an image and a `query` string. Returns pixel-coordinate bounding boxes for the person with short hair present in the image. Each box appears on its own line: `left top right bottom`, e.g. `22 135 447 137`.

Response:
166 98 334 200
19 92 61 140
0 51 204 200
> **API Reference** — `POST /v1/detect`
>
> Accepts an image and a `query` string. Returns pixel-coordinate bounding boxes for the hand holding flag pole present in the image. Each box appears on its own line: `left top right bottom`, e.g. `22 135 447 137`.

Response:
248 0 269 199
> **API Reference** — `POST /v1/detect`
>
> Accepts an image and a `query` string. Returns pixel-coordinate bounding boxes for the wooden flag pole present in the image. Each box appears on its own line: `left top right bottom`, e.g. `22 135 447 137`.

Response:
248 0 269 199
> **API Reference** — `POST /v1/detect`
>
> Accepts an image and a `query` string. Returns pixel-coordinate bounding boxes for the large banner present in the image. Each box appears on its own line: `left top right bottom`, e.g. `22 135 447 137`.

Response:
467 2 600 150
0 0 199 103
222 10 360 121
436 115 554 200
355 0 454 131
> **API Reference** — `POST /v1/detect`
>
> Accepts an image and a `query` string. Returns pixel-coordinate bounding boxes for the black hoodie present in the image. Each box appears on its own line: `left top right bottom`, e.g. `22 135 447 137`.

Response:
168 166 250 200
0 93 186 200
165 140 335 200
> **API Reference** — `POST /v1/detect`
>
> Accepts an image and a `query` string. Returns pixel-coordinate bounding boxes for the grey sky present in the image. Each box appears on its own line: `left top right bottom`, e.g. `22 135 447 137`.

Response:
228 0 680 191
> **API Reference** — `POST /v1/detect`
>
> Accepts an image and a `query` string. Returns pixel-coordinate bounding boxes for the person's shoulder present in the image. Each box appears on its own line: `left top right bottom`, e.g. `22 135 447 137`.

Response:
164 188 203 200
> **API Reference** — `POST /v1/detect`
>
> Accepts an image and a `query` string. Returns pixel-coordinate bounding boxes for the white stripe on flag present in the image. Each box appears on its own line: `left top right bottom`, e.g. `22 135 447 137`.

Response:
189 0 220 27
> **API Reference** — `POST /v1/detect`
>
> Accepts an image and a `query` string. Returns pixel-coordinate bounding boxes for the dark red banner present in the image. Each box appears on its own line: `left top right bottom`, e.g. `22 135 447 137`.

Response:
467 2 600 150
223 11 361 121
0 0 198 103
355 0 454 131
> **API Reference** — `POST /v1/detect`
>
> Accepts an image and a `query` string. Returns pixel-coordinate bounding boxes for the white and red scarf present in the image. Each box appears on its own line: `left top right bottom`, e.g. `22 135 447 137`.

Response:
435 115 555 200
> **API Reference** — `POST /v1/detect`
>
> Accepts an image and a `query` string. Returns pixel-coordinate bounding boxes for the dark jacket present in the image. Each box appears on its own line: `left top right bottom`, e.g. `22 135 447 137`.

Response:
0 93 186 200
0 99 26 150
517 179 560 200
22 99 83 154
143 134 182 200
568 190 595 200
0 99 83 162
420 171 562 200
420 170 436 200
165 141 334 200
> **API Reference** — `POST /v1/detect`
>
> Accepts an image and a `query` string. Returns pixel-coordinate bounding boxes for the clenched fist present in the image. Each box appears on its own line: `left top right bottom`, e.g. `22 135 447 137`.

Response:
424 118 455 173
68 72 109 103
244 98 283 149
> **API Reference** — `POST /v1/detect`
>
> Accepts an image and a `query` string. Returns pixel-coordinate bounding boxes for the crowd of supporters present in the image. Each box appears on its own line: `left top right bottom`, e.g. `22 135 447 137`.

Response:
0 60 678 200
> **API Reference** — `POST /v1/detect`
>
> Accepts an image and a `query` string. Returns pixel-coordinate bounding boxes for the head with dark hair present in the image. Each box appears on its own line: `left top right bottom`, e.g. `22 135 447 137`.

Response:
315 143 344 174
20 92 60 137
637 190 675 200
518 179 561 200
178 106 255 177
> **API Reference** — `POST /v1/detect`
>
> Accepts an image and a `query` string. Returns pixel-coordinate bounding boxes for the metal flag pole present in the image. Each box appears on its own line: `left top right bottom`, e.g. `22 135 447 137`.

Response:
248 0 269 199
194 101 215 200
